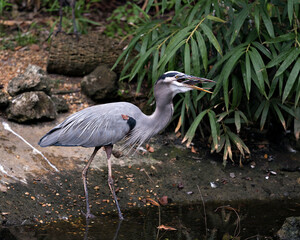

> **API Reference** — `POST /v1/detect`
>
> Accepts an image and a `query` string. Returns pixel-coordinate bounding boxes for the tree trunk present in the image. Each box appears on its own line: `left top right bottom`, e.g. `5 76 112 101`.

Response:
47 32 125 76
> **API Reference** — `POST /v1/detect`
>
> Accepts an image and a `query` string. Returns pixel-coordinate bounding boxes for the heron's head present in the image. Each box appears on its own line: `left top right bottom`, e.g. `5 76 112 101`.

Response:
155 71 214 98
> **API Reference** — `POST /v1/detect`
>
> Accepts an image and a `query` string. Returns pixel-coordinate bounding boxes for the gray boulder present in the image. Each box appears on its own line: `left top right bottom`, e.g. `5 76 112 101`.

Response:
0 91 9 109
51 95 69 113
81 65 118 102
7 65 51 96
6 91 57 123
277 216 300 240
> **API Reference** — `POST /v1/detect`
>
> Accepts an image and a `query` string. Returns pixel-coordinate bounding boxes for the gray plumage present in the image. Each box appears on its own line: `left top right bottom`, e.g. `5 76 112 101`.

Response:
38 71 213 220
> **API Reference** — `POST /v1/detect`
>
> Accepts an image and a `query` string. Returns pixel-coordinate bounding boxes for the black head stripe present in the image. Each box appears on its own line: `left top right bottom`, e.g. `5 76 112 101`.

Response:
156 72 178 84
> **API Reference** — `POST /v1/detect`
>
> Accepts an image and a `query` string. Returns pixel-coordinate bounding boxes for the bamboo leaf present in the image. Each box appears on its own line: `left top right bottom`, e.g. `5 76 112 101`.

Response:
158 40 186 71
248 48 266 93
266 48 294 68
208 111 218 151
195 31 208 73
200 23 222 56
238 110 249 125
152 49 159 85
260 100 270 131
252 42 272 59
234 111 241 133
261 7 275 37
282 58 300 103
275 48 300 78
268 77 278 99
206 14 226 23
227 130 250 156
184 42 191 75
288 0 294 25
182 111 207 146
264 32 295 43
254 100 265 121
245 53 251 99
130 46 156 80
230 7 249 44
191 37 201 76
272 102 286 130
254 6 260 34
295 76 300 107
224 134 232 163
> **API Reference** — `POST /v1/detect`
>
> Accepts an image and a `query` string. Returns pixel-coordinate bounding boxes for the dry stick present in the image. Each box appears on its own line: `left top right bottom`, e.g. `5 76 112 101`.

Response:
214 206 241 237
197 185 208 238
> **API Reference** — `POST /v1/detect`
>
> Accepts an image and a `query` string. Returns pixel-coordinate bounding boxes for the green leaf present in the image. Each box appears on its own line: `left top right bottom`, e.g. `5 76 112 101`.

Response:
268 77 278 99
295 76 300 107
184 42 191 74
266 48 294 68
254 100 265 121
248 48 265 93
227 130 250 156
275 48 300 78
213 47 245 99
252 42 272 59
234 111 241 133
208 111 218 151
238 110 249 125
264 32 295 43
272 101 286 130
200 22 222 56
282 58 300 103
183 110 207 146
288 0 294 25
261 7 275 37
195 31 208 73
260 100 270 131
158 40 186 71
245 53 251 99
152 49 159 84
206 14 226 23
191 37 201 76
254 6 260 34
230 7 249 44
130 46 156 80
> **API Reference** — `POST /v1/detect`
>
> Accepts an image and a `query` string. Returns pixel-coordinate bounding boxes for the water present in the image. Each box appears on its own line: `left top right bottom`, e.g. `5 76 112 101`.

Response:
1 199 299 240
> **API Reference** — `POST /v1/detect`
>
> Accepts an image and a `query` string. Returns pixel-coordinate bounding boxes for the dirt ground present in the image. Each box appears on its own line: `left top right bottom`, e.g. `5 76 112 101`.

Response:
0 114 299 226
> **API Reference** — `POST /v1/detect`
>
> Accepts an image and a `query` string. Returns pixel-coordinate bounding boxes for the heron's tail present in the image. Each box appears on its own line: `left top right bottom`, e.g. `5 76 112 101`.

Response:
38 127 61 147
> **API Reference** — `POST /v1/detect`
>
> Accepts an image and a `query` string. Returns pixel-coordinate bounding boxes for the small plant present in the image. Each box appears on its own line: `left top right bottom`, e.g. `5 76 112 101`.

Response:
47 0 100 34
0 0 12 16
105 2 149 38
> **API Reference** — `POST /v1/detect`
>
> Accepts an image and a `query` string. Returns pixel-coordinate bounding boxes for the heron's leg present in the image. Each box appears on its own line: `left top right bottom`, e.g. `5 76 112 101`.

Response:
58 0 64 33
82 146 100 219
70 0 79 36
104 145 124 220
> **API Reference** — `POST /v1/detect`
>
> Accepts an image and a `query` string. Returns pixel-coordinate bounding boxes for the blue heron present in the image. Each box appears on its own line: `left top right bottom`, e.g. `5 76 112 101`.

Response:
38 71 213 219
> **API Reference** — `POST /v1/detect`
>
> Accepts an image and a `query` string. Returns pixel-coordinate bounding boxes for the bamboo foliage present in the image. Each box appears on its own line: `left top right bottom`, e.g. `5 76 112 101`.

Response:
113 0 300 164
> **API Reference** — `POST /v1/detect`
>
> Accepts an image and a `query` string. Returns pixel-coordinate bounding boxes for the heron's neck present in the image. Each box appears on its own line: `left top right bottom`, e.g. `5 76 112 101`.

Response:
147 93 174 135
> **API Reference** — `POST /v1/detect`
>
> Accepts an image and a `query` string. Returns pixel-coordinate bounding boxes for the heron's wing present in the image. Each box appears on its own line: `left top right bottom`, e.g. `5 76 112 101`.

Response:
38 103 140 147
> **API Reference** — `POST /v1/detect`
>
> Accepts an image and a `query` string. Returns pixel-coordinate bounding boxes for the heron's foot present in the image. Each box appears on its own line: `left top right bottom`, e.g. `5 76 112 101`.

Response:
81 210 96 219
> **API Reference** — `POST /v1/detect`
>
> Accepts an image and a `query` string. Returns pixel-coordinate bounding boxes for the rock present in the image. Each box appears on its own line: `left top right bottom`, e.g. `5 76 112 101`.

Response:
0 91 9 109
81 65 118 102
277 216 300 240
51 95 69 113
6 91 56 123
7 65 51 96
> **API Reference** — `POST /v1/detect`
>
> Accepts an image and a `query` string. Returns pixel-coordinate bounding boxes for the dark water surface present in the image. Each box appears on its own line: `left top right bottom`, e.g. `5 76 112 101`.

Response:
1 199 300 240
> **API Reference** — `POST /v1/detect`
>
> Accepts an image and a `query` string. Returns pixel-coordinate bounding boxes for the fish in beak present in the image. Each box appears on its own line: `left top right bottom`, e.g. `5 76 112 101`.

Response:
176 73 215 93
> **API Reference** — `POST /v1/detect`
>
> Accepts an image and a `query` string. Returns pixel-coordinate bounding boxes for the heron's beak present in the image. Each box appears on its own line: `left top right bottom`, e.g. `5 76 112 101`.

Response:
179 74 215 94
